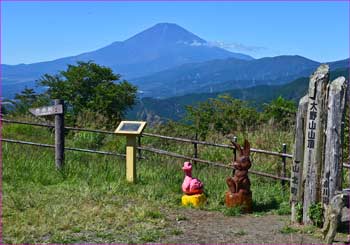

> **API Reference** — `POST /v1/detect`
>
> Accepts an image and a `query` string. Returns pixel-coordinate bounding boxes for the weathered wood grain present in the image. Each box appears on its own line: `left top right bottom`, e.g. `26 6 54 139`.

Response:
55 99 65 169
29 104 63 116
322 192 348 244
291 95 308 223
302 65 329 224
322 77 347 205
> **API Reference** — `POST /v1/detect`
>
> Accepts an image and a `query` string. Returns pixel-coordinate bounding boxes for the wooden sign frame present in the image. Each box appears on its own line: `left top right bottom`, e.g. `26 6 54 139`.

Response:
114 121 147 183
114 121 147 135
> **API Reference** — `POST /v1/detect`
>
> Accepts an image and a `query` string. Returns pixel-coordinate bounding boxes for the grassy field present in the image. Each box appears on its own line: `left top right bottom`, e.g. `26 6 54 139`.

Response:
2 121 348 243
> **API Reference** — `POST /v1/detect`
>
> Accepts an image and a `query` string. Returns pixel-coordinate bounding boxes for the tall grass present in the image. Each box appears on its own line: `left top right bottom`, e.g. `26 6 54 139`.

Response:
2 122 348 243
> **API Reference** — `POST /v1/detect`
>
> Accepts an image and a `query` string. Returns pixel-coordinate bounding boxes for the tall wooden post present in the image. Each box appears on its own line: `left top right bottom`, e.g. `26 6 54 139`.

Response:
232 136 238 176
322 77 347 205
302 65 329 224
137 136 142 159
233 136 238 161
193 132 198 164
281 143 287 187
54 99 64 170
291 95 308 223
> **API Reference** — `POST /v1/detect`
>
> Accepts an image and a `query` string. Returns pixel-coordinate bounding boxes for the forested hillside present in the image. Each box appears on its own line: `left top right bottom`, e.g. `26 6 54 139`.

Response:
129 67 349 121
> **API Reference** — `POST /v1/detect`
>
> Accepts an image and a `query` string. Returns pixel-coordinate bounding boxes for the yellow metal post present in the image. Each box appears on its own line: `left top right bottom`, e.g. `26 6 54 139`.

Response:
126 135 137 182
114 121 146 183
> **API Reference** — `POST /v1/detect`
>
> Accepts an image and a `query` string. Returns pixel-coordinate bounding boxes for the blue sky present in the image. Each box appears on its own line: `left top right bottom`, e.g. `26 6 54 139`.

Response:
2 1 349 65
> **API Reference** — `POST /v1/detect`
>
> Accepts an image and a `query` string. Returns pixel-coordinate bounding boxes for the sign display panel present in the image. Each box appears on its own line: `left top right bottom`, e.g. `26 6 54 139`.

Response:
120 123 142 132
115 121 146 135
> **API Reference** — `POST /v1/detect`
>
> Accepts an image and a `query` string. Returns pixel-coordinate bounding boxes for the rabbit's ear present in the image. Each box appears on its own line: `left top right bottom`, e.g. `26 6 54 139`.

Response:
231 140 243 156
243 139 250 156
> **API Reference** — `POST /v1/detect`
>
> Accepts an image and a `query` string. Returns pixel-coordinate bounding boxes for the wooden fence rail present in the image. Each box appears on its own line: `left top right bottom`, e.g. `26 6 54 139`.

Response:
1 136 290 181
2 138 126 158
2 118 348 184
1 119 293 158
143 132 293 158
138 145 291 181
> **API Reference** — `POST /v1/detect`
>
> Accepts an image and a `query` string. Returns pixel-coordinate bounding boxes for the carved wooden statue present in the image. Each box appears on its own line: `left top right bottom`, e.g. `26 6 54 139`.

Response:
225 139 252 212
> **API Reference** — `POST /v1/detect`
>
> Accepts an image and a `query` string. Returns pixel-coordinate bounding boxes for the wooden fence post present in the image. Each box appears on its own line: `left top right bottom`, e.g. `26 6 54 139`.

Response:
322 77 347 205
291 95 308 223
137 136 142 159
54 99 64 170
302 64 329 224
281 143 287 187
233 136 238 161
193 132 198 164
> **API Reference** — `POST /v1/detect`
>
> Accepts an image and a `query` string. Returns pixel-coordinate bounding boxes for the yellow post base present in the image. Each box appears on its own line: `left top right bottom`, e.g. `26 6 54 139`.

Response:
181 194 206 207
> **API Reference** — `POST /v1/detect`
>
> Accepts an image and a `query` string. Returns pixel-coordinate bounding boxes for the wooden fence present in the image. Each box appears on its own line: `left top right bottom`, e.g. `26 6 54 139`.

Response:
2 116 349 184
1 118 298 183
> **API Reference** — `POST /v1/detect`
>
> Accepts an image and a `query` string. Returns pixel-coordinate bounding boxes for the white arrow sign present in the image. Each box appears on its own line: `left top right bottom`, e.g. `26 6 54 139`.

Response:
29 104 63 116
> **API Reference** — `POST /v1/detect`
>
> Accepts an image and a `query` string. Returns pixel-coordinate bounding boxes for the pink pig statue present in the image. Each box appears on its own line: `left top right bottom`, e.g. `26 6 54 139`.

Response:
182 161 204 195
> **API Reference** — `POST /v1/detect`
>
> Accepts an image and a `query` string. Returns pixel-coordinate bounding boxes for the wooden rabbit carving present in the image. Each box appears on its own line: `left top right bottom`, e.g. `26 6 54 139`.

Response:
225 139 253 212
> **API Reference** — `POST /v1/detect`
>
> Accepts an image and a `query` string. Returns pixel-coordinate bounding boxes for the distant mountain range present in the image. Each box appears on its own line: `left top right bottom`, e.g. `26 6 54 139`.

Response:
3 22 349 103
3 23 252 98
132 56 349 98
128 67 349 121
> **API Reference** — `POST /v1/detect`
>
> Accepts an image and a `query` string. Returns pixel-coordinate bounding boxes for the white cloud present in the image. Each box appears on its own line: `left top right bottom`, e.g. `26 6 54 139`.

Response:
208 41 267 53
189 40 205 46
180 39 276 57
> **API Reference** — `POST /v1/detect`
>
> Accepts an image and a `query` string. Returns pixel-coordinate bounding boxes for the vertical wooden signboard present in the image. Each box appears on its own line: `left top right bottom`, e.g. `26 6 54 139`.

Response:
291 95 308 223
302 65 329 224
322 77 347 205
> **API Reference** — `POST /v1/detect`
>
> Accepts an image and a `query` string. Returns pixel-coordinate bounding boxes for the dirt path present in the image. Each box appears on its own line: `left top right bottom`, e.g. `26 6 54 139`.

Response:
163 208 327 244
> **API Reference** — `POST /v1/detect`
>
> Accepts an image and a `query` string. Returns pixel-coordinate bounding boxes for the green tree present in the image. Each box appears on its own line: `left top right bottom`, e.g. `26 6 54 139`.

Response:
15 87 37 105
4 87 50 115
186 100 215 139
262 96 297 128
185 94 259 139
38 61 137 126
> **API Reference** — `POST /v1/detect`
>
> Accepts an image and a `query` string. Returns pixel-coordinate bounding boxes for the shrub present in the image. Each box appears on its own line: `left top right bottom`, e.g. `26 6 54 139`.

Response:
72 131 105 149
308 203 324 227
295 202 303 223
185 94 260 139
261 96 297 128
